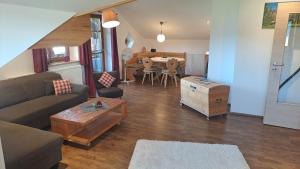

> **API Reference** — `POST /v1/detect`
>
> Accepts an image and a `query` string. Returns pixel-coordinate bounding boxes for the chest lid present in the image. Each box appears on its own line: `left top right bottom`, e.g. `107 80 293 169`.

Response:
181 76 229 94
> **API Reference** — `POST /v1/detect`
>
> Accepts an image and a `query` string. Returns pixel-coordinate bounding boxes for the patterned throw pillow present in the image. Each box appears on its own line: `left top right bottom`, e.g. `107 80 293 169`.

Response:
53 80 72 95
98 72 116 88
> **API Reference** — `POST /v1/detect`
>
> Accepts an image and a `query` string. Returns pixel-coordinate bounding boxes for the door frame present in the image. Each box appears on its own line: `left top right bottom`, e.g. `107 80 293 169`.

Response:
264 2 300 129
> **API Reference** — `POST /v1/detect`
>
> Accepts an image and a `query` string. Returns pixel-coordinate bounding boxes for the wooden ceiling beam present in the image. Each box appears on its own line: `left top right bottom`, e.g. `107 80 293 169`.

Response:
74 0 136 17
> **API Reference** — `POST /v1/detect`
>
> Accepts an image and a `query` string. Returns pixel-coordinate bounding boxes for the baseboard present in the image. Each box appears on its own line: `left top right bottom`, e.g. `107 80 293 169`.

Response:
228 112 263 118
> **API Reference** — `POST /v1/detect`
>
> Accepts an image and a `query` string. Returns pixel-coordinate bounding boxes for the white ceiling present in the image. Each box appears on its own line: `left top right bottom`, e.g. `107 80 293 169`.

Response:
116 0 212 40
0 0 121 13
0 0 212 40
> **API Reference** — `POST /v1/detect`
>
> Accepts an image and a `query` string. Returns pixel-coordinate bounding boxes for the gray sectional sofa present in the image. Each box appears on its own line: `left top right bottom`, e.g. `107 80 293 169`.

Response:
0 72 89 169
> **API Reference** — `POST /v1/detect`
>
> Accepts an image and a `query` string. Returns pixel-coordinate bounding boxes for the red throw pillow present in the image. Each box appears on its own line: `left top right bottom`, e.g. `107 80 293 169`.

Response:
98 72 116 88
53 80 72 95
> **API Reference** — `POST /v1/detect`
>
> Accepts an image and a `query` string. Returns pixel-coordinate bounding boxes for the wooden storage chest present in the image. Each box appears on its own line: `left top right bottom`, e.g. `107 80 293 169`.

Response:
180 76 230 119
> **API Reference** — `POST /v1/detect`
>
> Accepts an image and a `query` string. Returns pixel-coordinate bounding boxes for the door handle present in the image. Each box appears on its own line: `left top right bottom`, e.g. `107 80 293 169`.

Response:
273 62 284 67
272 62 284 70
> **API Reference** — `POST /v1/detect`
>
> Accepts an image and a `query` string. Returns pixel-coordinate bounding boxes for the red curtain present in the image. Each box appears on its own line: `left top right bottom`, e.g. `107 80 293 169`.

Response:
32 48 48 73
111 27 119 71
79 39 96 98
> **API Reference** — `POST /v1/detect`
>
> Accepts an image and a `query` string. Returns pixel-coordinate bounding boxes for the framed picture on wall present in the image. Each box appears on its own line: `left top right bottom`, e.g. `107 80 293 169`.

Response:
262 2 278 29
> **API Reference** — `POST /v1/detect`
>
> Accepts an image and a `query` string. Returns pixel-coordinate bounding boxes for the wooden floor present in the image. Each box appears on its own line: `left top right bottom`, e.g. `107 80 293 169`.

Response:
60 80 300 169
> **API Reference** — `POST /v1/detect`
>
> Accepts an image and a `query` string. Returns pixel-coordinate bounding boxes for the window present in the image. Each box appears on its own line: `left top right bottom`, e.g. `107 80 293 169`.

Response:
47 46 70 63
91 16 105 73
285 21 292 47
53 46 66 56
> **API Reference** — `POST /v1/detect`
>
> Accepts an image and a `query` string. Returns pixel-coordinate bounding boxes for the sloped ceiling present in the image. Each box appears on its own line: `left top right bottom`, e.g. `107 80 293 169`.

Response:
0 3 74 68
0 0 130 68
116 0 212 40
0 0 122 13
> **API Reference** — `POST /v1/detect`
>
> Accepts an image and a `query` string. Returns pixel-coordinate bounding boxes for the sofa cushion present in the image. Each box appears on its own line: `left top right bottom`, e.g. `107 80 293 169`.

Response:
44 80 55 95
53 80 72 95
22 72 62 100
97 87 123 98
0 120 63 169
0 72 62 109
0 94 82 128
0 80 28 109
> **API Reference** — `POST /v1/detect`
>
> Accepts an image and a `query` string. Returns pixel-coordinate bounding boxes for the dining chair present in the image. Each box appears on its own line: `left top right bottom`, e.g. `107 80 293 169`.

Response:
142 57 160 86
161 58 178 88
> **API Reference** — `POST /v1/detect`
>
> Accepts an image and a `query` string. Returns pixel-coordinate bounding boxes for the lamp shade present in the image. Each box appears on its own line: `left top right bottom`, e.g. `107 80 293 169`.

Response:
102 9 120 28
157 33 166 43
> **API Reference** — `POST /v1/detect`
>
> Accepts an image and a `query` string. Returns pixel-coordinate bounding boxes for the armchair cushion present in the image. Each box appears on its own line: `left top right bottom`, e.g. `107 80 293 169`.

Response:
98 72 116 88
93 71 123 98
93 71 120 89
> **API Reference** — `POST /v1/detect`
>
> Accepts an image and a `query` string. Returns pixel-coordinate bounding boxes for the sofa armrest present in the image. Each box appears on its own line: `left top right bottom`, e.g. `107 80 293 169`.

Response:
71 84 89 98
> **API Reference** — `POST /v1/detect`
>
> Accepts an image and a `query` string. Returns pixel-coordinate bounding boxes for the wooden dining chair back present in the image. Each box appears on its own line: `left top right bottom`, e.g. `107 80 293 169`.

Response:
166 58 178 73
161 58 179 88
141 57 159 86
142 57 153 71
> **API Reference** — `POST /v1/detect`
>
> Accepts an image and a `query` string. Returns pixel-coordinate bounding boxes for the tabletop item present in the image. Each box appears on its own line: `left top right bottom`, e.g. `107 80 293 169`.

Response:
80 101 108 112
96 100 103 107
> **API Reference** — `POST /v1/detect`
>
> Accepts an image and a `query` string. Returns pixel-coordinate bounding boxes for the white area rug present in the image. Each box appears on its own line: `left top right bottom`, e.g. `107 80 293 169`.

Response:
128 140 250 169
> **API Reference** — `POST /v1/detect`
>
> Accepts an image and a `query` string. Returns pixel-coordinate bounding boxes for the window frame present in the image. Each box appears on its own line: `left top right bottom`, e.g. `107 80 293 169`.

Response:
90 14 106 72
47 46 70 64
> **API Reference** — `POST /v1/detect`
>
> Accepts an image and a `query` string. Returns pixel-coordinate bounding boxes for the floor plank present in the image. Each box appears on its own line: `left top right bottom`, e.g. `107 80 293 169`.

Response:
61 81 300 169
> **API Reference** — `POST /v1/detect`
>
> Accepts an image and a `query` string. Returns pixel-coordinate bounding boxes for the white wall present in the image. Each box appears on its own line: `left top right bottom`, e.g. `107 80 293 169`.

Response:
145 39 210 75
49 62 84 84
117 15 146 55
0 3 74 68
116 15 146 77
208 0 240 86
69 46 80 61
230 0 273 116
0 138 5 169
209 0 300 116
145 39 209 54
0 50 34 80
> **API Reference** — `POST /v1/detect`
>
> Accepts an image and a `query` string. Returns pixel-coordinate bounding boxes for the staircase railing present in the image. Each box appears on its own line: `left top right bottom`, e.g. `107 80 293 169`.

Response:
279 66 300 89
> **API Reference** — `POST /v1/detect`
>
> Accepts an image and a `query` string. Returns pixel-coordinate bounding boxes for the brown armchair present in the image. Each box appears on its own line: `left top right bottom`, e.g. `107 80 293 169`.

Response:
93 71 123 98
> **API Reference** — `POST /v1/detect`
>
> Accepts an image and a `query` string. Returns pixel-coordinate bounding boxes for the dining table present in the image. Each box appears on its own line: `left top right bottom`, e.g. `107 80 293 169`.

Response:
150 57 186 79
150 57 185 63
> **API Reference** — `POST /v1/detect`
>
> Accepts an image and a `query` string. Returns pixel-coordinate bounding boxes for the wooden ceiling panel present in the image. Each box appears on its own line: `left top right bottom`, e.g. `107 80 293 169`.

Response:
31 14 91 49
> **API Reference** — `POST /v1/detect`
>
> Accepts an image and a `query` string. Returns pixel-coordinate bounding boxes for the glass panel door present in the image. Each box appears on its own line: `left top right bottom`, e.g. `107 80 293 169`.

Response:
264 2 300 129
278 14 300 104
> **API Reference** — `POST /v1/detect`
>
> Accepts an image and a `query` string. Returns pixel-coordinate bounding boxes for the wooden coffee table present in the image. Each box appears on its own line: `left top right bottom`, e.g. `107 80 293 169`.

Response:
50 97 127 146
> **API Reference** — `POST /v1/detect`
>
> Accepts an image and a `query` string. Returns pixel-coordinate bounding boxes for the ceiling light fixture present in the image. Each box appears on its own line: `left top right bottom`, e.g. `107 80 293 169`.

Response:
102 9 120 28
157 21 166 43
